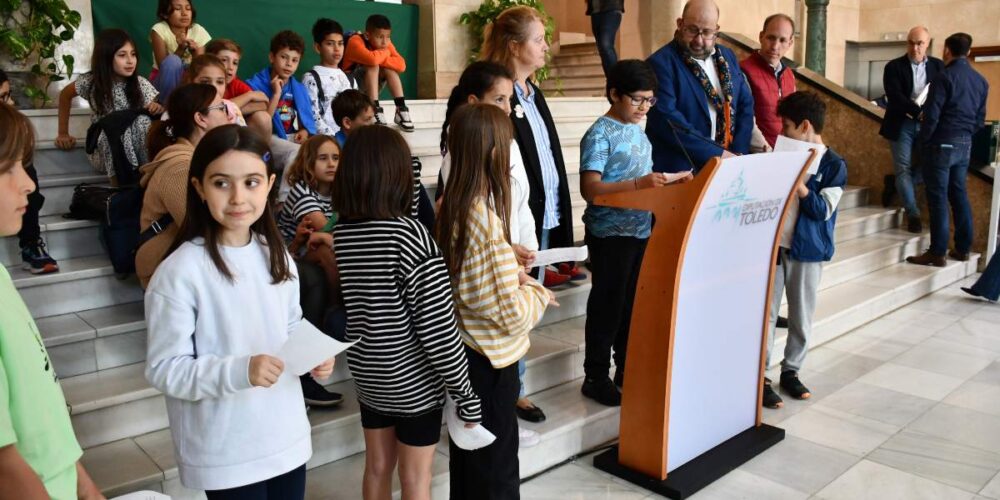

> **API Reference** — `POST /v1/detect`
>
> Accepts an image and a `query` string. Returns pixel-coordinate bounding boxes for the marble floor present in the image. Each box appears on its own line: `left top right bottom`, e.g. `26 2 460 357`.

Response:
517 276 1000 499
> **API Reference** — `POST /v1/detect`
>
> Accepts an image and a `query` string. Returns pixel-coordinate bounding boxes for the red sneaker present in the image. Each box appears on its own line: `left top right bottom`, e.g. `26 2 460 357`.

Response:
543 268 571 287
558 263 587 281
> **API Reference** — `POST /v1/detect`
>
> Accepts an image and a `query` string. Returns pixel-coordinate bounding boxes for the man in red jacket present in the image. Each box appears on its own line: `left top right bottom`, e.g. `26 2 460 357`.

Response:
740 13 797 149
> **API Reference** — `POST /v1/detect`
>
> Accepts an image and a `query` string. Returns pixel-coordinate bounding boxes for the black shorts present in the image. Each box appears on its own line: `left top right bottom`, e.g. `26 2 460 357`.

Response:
359 404 443 447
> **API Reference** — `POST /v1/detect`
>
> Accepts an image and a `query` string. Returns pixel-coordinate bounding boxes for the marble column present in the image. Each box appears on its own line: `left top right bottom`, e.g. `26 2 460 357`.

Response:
405 0 481 99
805 0 830 75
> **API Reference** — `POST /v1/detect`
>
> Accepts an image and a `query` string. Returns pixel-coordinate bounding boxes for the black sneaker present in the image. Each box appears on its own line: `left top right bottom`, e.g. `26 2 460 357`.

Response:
582 377 621 406
301 376 344 407
515 401 546 423
762 378 783 409
373 106 388 126
776 316 788 329
21 241 59 275
779 370 811 400
907 216 923 234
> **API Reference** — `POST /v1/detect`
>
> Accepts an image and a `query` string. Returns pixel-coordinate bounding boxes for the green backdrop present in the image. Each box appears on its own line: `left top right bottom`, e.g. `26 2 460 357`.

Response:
91 0 419 97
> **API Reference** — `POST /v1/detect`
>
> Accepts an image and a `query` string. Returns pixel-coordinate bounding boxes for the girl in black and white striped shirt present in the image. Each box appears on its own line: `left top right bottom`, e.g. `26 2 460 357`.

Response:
331 125 481 499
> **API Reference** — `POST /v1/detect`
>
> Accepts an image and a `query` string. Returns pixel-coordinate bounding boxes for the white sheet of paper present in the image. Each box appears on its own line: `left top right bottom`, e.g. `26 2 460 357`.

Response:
773 135 827 175
111 492 171 500
445 395 496 450
915 83 930 107
532 245 588 268
277 320 357 376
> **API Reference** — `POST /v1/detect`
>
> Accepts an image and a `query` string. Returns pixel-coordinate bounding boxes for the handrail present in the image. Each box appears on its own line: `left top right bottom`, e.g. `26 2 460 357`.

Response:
990 162 999 262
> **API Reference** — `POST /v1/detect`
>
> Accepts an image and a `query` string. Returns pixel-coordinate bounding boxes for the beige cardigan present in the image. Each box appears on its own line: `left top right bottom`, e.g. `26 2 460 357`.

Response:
135 139 194 288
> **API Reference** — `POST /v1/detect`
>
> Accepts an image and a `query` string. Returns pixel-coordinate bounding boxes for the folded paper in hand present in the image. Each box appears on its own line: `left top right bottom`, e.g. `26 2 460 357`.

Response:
774 135 827 175
278 320 357 376
532 245 588 269
445 395 495 450
111 492 171 500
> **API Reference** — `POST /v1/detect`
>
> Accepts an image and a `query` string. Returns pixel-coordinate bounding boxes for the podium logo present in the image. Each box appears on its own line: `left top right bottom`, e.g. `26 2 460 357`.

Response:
707 170 782 227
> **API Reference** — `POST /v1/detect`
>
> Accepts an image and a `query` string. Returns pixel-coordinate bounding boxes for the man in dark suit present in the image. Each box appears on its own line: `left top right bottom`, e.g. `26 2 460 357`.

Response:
645 0 754 173
907 32 989 267
880 26 944 233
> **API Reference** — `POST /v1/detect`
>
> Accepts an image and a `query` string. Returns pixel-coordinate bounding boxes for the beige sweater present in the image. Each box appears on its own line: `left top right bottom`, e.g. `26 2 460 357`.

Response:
136 140 194 288
453 201 549 368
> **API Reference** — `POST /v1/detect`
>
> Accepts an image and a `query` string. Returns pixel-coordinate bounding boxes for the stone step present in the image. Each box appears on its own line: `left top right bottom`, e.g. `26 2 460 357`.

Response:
771 254 980 368
32 145 97 177
812 228 929 294
552 53 603 67
543 76 607 92
58 287 589 449
37 302 146 378
23 107 90 144
549 64 606 79
0 215 104 267
557 42 599 56
9 255 144 318
84 369 618 499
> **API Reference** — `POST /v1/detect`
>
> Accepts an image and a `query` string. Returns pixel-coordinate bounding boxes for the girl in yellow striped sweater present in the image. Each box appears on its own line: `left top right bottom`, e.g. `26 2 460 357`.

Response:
434 103 554 498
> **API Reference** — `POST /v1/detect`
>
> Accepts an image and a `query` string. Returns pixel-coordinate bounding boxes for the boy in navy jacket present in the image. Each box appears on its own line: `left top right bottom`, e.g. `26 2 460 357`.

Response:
763 91 847 409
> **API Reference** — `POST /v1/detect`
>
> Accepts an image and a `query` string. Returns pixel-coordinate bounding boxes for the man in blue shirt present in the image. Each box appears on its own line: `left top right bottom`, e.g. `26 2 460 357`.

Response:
907 33 989 267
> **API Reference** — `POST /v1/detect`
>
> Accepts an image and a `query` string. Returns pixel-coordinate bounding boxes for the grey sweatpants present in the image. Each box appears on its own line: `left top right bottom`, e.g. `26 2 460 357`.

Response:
766 247 823 373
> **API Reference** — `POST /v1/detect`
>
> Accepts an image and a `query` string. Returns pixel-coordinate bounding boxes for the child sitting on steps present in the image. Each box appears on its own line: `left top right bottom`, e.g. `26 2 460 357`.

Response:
149 0 211 102
303 18 358 137
340 14 413 131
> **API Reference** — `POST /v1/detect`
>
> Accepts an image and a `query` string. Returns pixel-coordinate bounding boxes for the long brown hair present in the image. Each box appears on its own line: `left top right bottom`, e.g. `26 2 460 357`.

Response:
286 134 338 189
331 125 413 220
89 29 145 116
0 102 35 172
479 6 544 78
434 104 513 277
166 125 292 284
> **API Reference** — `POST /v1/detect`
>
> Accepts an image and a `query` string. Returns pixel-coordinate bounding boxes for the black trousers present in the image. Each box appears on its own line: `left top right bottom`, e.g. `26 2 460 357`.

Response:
17 163 43 249
583 233 647 380
449 346 520 500
204 463 306 500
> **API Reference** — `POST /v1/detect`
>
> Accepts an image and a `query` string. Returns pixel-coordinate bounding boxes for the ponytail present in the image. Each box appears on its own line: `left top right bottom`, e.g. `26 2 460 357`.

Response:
147 83 217 159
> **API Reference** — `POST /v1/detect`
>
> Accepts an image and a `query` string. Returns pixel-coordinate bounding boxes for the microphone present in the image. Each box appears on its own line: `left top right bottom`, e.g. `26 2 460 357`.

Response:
667 119 739 166
668 120 698 172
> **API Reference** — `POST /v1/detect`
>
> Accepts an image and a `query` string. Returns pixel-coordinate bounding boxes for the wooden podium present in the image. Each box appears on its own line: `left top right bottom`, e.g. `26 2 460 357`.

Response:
593 151 816 499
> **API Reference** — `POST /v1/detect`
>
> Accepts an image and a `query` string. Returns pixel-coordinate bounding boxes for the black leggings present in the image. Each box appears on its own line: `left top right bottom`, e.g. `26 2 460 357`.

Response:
204 464 306 500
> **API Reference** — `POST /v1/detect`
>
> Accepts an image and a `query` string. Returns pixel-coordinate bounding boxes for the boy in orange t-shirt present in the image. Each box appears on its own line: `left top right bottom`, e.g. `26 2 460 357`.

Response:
341 14 413 132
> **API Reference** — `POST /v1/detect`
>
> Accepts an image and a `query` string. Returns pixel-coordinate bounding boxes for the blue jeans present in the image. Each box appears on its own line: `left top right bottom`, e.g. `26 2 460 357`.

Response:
970 252 1000 301
590 10 623 77
889 119 923 217
153 54 185 104
923 140 973 256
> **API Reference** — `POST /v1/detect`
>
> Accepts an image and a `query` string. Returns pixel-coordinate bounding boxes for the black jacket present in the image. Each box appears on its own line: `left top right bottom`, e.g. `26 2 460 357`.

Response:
509 80 574 248
879 55 944 141
919 57 989 145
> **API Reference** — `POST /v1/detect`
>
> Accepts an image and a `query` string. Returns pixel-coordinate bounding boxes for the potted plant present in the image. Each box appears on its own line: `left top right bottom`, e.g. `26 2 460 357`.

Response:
0 0 81 108
459 0 559 86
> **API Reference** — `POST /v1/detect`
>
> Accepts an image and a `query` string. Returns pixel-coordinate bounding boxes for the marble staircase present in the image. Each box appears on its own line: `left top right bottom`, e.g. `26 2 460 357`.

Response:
4 98 979 498
542 42 606 98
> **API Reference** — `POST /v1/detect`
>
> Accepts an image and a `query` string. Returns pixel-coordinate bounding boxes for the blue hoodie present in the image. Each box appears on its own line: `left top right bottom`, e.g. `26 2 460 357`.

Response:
246 67 317 140
789 148 848 263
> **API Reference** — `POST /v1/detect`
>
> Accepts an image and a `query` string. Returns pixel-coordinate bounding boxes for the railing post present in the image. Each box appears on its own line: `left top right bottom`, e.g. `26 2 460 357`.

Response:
989 162 999 263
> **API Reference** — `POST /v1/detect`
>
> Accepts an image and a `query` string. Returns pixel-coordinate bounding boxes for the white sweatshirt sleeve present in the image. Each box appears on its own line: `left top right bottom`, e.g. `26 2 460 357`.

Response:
510 142 539 251
144 289 254 401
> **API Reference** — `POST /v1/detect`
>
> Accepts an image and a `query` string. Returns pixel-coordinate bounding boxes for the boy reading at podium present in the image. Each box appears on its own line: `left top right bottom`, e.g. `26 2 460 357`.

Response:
763 91 847 409
579 60 691 406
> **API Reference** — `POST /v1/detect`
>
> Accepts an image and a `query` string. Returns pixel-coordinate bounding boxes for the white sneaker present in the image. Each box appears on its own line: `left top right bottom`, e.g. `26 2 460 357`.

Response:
518 426 540 448
394 107 414 132
373 106 388 126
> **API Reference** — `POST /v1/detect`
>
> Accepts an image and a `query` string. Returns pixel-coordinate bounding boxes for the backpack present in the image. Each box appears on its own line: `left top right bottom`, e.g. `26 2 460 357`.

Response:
76 110 173 275
308 69 357 108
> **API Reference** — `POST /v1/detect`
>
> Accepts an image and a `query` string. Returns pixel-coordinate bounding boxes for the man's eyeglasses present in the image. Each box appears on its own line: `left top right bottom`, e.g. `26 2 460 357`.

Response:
681 25 720 40
626 94 657 108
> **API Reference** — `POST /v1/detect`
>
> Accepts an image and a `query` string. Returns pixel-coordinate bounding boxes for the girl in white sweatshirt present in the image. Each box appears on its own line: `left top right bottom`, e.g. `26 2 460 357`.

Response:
144 124 334 498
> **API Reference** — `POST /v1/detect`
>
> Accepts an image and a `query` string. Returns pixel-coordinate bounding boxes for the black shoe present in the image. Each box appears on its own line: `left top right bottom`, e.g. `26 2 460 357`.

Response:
515 402 547 423
882 174 896 207
581 377 621 406
776 316 789 329
907 216 923 234
762 378 783 409
301 376 344 407
779 370 811 400
948 250 970 262
613 370 624 390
